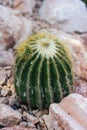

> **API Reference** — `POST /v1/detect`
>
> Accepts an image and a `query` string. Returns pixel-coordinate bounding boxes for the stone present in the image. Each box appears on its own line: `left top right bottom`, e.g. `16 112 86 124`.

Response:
0 97 7 104
0 44 5 51
9 84 16 95
50 103 86 130
0 0 13 7
0 126 37 130
1 86 9 96
40 115 53 130
80 33 87 45
20 121 35 129
60 93 87 129
39 0 87 33
8 94 17 106
75 80 87 97
0 104 22 126
0 5 32 48
0 69 6 85
6 70 12 78
19 121 28 127
13 0 35 16
23 111 39 124
0 97 9 105
0 50 14 66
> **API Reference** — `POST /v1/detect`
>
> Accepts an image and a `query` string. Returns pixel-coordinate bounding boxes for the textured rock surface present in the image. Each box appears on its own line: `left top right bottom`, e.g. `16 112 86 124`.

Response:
60 94 87 129
0 69 6 85
0 126 37 130
0 50 14 66
50 103 86 130
75 80 87 97
0 0 13 7
23 111 39 124
39 0 87 32
0 5 32 48
13 0 35 16
0 104 22 126
0 0 35 17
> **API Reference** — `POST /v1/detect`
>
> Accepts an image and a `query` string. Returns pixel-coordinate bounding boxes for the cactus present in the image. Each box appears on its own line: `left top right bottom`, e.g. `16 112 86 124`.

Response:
15 32 73 109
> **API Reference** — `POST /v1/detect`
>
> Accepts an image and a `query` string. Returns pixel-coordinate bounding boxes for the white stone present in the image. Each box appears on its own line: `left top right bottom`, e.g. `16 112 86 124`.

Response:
60 93 87 129
40 115 53 130
23 111 39 124
1 126 36 130
0 104 22 126
75 80 87 97
0 50 14 66
0 5 32 47
39 0 87 32
13 0 35 16
0 0 13 6
1 86 9 96
0 69 6 85
50 103 86 130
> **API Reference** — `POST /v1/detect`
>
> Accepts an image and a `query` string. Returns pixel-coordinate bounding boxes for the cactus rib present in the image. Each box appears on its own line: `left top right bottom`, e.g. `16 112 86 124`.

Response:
15 32 73 109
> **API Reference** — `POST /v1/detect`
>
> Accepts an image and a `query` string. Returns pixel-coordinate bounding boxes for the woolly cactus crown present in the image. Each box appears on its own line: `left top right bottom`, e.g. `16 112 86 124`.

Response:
15 32 73 109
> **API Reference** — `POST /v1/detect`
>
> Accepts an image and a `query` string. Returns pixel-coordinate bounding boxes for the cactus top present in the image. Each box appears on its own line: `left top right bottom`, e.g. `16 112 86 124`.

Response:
16 33 70 59
15 32 73 109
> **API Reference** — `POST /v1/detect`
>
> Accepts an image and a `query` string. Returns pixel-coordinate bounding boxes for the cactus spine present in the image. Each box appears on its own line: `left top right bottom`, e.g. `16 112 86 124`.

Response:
15 32 73 109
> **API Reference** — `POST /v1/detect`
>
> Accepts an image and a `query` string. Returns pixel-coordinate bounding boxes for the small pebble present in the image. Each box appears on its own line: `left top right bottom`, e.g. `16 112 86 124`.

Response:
20 121 28 127
1 86 9 96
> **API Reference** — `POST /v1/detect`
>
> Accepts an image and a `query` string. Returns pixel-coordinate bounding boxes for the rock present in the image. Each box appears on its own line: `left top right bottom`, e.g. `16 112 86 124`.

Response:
0 0 13 7
0 50 14 66
1 85 9 96
80 33 87 45
60 93 87 129
40 115 53 130
20 121 36 128
6 70 12 78
50 103 86 130
8 94 17 106
75 80 87 97
19 121 28 127
0 104 22 126
13 0 35 17
0 125 37 130
23 111 39 124
39 0 87 33
0 44 5 51
0 5 32 48
9 84 16 95
0 97 7 104
0 69 6 85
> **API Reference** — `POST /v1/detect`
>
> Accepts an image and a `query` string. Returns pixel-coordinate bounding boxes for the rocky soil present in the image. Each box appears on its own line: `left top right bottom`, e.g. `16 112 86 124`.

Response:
0 0 87 130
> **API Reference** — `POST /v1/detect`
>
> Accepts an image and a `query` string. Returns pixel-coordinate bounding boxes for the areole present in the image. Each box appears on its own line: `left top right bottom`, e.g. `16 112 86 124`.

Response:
15 32 73 110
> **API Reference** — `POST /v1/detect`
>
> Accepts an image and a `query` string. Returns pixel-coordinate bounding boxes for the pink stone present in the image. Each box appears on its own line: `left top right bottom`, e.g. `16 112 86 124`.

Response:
50 103 85 130
0 50 14 66
75 80 87 97
60 93 87 129
1 126 36 130
0 5 32 47
39 0 87 32
80 33 87 46
13 0 35 16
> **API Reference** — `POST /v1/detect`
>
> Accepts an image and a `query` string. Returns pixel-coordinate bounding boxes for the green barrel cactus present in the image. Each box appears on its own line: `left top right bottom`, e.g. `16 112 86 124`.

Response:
15 32 73 109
